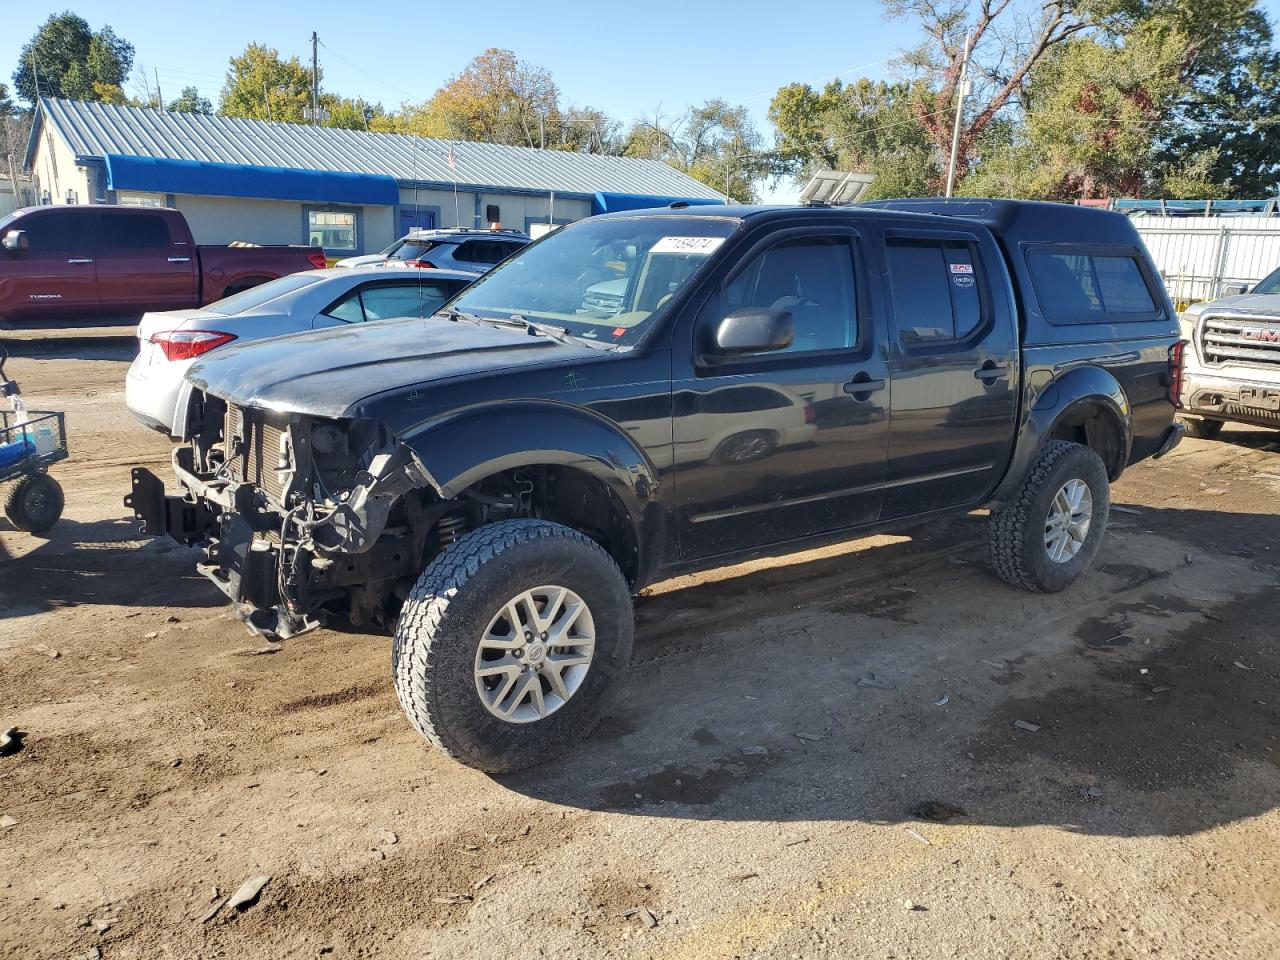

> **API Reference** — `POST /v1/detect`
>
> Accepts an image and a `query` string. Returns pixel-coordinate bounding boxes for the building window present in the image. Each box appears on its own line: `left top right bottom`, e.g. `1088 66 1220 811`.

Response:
307 209 358 253
117 191 167 208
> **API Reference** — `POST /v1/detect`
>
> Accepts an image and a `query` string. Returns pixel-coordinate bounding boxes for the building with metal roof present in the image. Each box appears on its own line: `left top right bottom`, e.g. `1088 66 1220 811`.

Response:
25 98 724 257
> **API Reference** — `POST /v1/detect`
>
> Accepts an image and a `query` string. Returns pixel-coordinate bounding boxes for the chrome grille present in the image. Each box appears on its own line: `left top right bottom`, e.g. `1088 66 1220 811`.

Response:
224 404 289 504
1201 315 1280 368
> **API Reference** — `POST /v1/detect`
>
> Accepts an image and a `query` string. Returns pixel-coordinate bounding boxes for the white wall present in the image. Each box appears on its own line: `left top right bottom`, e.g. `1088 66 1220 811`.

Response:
29 124 90 205
395 187 590 233
173 195 392 255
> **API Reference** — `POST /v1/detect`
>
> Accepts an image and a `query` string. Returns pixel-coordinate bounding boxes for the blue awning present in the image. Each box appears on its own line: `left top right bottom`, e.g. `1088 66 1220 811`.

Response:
592 191 725 215
104 154 400 206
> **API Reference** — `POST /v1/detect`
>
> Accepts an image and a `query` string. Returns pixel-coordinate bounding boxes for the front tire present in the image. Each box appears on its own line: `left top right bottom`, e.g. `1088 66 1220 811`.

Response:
392 519 634 773
987 441 1110 593
4 473 64 533
1179 415 1224 440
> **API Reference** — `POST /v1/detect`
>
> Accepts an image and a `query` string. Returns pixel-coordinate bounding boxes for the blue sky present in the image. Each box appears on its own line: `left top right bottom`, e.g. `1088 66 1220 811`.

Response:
6 0 1280 202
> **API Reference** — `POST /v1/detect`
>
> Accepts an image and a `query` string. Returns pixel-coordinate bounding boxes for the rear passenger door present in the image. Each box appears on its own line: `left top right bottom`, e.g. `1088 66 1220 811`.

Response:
95 210 196 315
880 227 1018 518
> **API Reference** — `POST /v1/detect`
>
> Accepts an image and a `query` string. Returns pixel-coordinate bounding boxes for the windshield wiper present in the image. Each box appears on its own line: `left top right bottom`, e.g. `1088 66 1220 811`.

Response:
508 314 571 342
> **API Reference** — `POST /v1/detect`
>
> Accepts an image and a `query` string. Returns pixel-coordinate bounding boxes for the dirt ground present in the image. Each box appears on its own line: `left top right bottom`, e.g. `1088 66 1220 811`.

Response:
1 336 1277 960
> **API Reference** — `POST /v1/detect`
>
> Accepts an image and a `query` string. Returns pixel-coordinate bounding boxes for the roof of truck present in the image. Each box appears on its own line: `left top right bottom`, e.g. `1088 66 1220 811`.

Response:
598 198 1144 246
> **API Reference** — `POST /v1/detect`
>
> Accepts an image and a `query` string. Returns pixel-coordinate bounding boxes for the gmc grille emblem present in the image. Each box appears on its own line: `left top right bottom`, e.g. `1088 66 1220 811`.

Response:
1242 328 1280 343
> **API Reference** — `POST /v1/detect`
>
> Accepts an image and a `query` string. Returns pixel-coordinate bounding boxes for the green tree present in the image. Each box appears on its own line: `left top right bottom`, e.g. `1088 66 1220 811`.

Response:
167 85 212 115
0 83 13 118
769 78 937 199
623 100 770 201
12 12 135 104
218 43 313 123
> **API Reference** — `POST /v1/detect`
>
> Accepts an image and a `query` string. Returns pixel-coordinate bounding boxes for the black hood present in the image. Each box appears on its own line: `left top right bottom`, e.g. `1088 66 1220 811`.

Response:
186 317 600 418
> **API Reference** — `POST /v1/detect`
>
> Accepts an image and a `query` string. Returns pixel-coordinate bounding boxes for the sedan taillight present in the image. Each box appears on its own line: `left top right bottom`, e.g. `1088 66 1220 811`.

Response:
406 259 438 269
152 330 237 362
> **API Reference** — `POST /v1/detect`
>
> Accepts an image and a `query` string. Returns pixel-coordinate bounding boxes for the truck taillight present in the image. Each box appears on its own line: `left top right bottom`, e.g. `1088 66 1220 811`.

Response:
407 259 438 269
307 251 327 269
1168 339 1187 407
152 330 237 362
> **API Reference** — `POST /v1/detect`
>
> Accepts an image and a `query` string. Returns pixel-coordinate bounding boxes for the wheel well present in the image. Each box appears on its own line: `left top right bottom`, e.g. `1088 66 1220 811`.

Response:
1048 405 1126 479
454 465 640 586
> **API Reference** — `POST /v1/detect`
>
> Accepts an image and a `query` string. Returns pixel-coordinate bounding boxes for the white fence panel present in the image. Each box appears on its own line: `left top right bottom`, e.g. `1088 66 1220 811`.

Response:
1134 216 1280 303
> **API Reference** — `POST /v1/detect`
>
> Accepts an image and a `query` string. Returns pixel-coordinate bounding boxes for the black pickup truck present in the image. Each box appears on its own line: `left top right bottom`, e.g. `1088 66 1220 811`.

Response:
127 199 1183 772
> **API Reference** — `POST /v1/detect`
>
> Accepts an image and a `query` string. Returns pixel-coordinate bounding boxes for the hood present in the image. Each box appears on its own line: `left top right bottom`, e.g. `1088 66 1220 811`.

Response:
1186 293 1280 318
185 316 600 418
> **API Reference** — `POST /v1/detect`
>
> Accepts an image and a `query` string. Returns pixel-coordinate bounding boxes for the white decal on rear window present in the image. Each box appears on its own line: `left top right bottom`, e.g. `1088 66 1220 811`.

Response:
650 236 726 255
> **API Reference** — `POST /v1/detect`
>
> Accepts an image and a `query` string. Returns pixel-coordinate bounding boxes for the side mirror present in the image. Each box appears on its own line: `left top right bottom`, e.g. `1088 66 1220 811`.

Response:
1 230 28 252
1221 282 1250 297
714 308 794 356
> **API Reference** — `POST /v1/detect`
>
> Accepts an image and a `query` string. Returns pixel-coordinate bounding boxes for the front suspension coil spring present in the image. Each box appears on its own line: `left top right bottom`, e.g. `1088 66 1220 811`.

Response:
436 512 469 548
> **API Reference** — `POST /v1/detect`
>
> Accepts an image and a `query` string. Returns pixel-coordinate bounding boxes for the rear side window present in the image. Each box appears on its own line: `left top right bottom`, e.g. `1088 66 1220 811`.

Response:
99 212 172 249
1028 249 1157 322
323 282 456 323
455 239 521 264
885 237 984 340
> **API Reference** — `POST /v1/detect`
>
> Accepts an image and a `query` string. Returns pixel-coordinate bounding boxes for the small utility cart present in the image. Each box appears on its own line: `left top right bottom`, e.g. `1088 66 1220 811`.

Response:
0 346 67 533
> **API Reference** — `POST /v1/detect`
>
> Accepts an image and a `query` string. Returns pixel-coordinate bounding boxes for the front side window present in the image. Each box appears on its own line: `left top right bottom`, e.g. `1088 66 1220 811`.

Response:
723 236 858 354
886 237 984 341
19 212 84 253
451 215 740 346
1028 248 1157 322
308 210 358 253
99 212 171 250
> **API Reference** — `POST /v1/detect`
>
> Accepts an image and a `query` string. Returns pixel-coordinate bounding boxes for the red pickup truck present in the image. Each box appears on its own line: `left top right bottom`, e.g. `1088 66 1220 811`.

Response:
0 205 325 324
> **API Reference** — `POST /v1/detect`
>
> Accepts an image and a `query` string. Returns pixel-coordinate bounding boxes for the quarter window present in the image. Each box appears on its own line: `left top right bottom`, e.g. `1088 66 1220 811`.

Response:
724 236 858 354
885 238 984 341
455 239 523 264
1028 249 1157 322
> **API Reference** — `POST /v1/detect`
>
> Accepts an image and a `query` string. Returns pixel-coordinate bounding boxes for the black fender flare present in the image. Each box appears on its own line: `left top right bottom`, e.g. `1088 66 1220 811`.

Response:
400 400 663 579
990 365 1132 505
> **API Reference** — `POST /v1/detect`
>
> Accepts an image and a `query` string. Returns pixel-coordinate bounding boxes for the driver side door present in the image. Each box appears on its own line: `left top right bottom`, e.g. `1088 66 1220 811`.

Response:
670 227 891 560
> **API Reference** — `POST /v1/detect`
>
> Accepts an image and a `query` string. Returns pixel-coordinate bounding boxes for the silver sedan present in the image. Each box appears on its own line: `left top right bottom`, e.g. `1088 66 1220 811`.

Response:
125 267 475 437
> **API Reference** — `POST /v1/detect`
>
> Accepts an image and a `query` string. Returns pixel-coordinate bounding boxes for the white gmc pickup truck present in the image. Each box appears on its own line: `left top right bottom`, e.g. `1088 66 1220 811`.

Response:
1178 266 1280 439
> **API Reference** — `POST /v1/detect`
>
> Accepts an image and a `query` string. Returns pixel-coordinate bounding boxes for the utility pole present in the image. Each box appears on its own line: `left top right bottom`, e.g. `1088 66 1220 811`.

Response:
311 31 320 127
944 31 973 199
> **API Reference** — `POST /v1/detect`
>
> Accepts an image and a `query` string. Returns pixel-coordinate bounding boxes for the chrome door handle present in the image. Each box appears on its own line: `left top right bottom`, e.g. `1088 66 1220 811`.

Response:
843 375 886 398
67 258 94 264
167 257 191 263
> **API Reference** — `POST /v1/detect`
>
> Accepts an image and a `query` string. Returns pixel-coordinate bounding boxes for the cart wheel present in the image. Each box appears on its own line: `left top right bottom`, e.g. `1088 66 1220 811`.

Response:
4 473 64 533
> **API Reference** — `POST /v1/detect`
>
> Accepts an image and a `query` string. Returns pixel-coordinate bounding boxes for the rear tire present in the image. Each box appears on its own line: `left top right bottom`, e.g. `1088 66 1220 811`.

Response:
1179 416 1224 440
4 473 64 533
392 519 633 773
987 440 1109 593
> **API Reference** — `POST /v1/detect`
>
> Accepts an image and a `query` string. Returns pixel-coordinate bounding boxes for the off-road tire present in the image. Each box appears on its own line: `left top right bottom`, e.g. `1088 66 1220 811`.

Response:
4 473 64 533
392 519 633 773
1179 415 1224 440
987 440 1109 593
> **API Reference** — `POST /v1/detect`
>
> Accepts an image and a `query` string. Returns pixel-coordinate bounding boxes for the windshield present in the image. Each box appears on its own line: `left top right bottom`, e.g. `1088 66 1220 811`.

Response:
449 216 740 345
1252 267 1280 295
204 272 328 315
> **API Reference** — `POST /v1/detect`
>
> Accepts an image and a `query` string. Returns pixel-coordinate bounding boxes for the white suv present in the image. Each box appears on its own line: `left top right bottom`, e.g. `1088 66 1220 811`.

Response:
335 228 530 274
